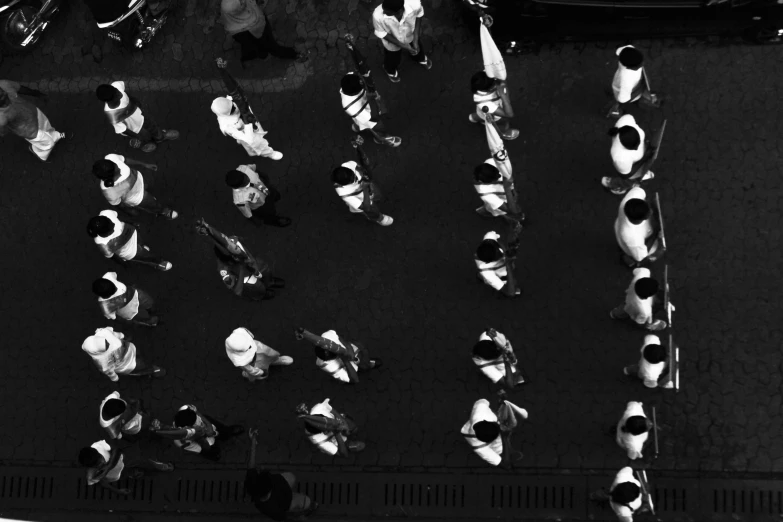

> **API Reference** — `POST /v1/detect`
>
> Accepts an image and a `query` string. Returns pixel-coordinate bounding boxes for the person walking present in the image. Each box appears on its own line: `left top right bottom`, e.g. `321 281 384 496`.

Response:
590 467 645 522
245 429 318 520
471 329 524 387
372 0 432 83
339 73 401 147
96 81 179 153
221 0 305 65
225 327 294 382
87 210 173 271
93 154 178 220
475 231 520 297
92 272 159 327
608 45 660 117
0 79 64 161
81 327 166 382
616 401 653 460
155 404 245 461
623 334 673 389
226 164 291 227
468 71 518 140
472 160 510 218
78 439 173 495
296 328 382 384
614 187 662 268
602 114 654 194
211 96 283 160
460 398 504 466
609 268 667 331
296 399 366 456
99 391 160 441
214 246 284 301
331 160 393 226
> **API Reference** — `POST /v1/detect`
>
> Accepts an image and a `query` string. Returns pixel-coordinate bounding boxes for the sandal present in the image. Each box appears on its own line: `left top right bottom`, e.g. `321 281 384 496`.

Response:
129 138 142 149
162 130 179 141
141 143 157 153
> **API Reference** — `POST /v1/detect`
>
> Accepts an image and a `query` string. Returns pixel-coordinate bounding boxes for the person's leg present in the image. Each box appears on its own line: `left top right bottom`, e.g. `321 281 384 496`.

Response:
143 114 179 144
135 191 176 218
383 48 402 77
609 305 630 319
623 363 640 377
199 443 221 461
204 415 244 441
601 174 637 195
232 31 263 62
260 23 298 60
127 357 165 377
132 289 158 326
288 492 314 514
131 244 166 268
250 202 291 227
410 42 430 67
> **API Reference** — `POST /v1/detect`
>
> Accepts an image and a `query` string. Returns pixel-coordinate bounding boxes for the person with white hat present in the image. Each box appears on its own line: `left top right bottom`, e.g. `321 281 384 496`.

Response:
99 391 159 440
92 272 159 327
81 327 166 382
211 96 283 160
468 71 518 141
225 327 293 382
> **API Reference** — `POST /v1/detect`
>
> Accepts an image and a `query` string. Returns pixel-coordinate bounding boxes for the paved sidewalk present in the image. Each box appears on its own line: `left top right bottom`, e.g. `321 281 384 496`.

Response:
0 0 781 476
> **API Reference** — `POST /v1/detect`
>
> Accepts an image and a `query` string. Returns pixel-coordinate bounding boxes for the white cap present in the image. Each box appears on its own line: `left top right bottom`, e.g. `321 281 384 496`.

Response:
225 328 257 367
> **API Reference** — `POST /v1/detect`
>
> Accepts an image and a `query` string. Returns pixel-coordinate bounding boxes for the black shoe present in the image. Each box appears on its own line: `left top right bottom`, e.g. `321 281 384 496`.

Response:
370 358 383 370
270 277 285 288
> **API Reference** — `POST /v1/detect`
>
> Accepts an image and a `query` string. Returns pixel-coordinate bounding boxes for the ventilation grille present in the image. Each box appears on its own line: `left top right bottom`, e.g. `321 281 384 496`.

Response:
297 479 361 505
653 478 689 512
384 482 465 508
491 483 577 510
0 474 54 500
710 487 783 515
176 477 245 504
76 477 154 503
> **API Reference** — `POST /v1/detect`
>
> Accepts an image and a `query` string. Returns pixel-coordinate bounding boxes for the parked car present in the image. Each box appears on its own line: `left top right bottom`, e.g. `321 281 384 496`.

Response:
460 0 783 52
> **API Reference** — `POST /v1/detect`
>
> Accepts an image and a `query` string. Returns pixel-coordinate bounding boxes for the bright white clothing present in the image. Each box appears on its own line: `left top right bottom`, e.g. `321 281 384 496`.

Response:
28 109 62 160
612 46 643 104
99 391 142 439
461 399 502 466
475 159 507 216
225 327 258 366
81 327 137 382
340 88 376 131
306 399 340 456
98 272 140 320
93 210 138 260
232 164 268 218
616 402 648 460
107 81 144 134
372 0 424 51
638 334 665 388
174 405 216 453
611 114 646 175
475 231 507 291
86 440 124 485
335 161 366 213
317 330 359 382
473 89 503 122
615 186 653 262
610 467 642 522
102 154 145 206
624 268 654 325
472 330 516 384
214 97 275 157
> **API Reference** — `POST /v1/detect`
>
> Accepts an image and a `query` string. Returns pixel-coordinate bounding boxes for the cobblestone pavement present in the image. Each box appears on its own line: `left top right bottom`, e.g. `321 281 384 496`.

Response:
0 0 781 475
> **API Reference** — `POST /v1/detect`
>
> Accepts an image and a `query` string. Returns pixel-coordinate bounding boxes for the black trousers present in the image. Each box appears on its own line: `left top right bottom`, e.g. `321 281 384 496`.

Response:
233 24 297 62
383 43 427 75
199 415 239 461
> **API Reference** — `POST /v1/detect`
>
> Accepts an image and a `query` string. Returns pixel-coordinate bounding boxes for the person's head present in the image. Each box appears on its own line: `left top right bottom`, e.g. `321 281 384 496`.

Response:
0 89 9 108
476 239 502 263
86 216 114 238
472 339 502 360
174 407 197 428
473 420 500 442
221 0 249 16
473 163 501 183
611 482 641 505
623 415 649 435
331 166 356 186
608 125 641 150
92 159 118 184
225 170 250 188
244 468 274 501
623 198 651 224
92 277 117 298
382 0 404 16
470 71 495 94
314 346 338 361
102 398 127 420
78 447 104 467
642 342 666 364
340 73 363 96
634 277 659 299
210 97 234 116
618 46 644 70
95 84 121 104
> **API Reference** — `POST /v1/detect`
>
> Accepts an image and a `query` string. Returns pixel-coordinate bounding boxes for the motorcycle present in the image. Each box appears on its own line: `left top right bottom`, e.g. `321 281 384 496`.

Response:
0 0 62 51
83 0 170 50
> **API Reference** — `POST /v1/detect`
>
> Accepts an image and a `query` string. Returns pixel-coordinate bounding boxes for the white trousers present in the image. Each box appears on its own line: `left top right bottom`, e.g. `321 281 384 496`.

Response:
27 109 62 160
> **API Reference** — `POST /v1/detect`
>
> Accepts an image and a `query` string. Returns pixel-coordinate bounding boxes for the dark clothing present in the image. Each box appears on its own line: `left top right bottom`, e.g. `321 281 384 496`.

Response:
233 24 297 62
248 174 283 226
132 244 164 267
132 289 156 324
199 415 236 460
248 471 294 521
216 256 270 301
125 114 164 144
383 43 428 75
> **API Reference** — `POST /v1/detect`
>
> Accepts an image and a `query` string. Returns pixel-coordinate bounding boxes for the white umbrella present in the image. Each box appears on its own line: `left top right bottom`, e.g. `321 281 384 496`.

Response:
480 21 506 81
485 116 512 180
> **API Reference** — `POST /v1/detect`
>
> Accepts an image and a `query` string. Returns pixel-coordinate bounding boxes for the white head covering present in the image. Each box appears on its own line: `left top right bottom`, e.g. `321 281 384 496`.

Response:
483 231 501 241
211 96 233 115
225 328 257 366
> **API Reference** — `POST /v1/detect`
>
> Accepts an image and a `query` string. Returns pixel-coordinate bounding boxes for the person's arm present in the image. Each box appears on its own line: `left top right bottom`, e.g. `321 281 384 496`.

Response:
383 33 414 52
247 428 258 469
373 14 415 52
123 157 157 171
235 201 254 219
241 363 266 377
99 479 130 495
17 85 45 97
494 82 515 118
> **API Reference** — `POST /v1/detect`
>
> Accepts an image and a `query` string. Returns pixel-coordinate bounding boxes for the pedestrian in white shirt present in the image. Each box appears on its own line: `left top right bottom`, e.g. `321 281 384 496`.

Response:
473 160 510 218
608 45 644 118
372 0 432 83
475 231 520 297
461 399 504 466
312 329 382 383
609 268 666 331
602 114 653 195
78 439 173 495
340 73 401 147
92 272 159 327
614 187 661 267
87 210 173 271
471 329 524 386
93 154 178 220
81 327 166 382
296 399 366 455
624 334 673 389
99 391 160 440
331 160 393 226
225 327 294 382
469 71 518 140
615 401 652 460
96 82 179 153
225 164 291 227
211 96 283 160
590 467 644 522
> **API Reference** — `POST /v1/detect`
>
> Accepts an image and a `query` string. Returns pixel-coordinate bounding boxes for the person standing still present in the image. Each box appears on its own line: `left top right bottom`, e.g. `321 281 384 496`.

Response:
0 80 65 161
221 0 306 64
373 0 432 83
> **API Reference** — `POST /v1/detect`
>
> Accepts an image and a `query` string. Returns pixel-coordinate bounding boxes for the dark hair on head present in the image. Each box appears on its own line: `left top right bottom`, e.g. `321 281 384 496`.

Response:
634 277 658 299
102 398 127 420
331 166 356 186
87 216 114 238
618 126 641 150
78 447 103 467
225 170 249 188
476 239 502 263
470 71 494 93
92 277 117 298
92 159 117 182
472 339 502 360
611 481 641 505
642 343 666 364
618 47 644 69
624 415 649 435
244 469 274 501
96 84 119 102
174 408 197 427
473 163 500 183
340 74 363 96
382 0 404 12
314 346 338 361
473 420 500 442
624 199 651 223
214 246 235 263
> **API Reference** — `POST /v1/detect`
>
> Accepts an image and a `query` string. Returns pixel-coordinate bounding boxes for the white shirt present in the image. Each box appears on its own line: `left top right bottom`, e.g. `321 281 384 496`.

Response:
372 0 424 51
81 327 137 382
98 271 140 320
612 46 643 104
93 210 138 260
86 440 125 485
610 115 646 175
614 186 652 262
334 161 366 212
624 267 654 325
475 231 507 290
101 154 145 206
616 402 648 460
638 334 665 388
340 88 376 131
107 81 144 134
475 158 507 216
610 467 642 522
460 399 502 466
